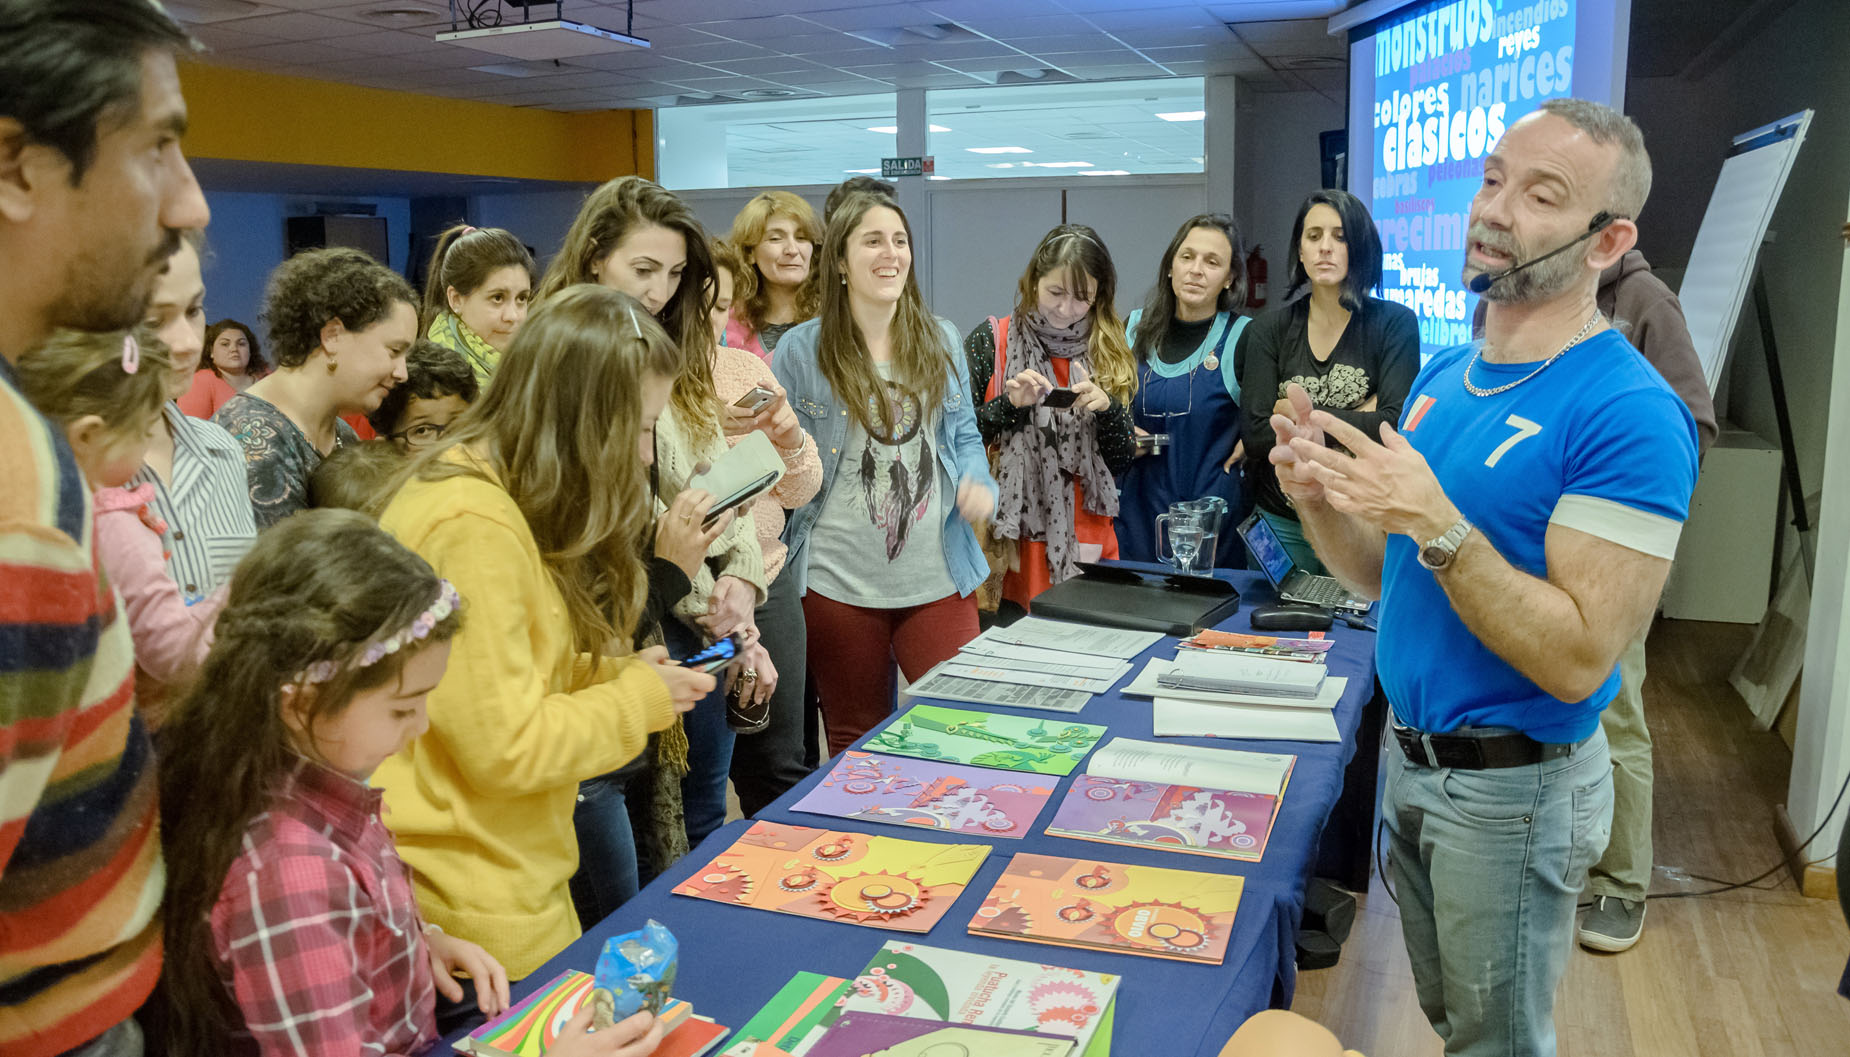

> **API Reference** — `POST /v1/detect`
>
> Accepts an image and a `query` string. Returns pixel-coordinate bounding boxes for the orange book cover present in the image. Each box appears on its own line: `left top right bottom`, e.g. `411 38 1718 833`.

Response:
968 853 1244 964
672 821 991 933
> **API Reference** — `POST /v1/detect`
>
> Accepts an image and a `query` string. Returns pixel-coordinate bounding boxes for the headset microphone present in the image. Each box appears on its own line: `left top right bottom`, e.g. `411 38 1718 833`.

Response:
1467 210 1618 295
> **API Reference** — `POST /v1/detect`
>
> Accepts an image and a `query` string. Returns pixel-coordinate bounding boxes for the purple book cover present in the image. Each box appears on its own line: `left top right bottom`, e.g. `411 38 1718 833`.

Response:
793 752 1056 839
1045 775 1280 862
806 1011 1073 1057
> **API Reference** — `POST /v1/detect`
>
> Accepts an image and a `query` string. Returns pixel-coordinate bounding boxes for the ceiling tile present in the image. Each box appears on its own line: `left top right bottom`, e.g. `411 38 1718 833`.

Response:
204 10 378 39
188 23 285 52
219 40 361 67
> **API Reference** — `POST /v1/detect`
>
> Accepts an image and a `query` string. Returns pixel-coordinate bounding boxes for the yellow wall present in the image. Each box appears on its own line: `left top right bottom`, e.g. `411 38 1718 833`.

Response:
178 62 653 183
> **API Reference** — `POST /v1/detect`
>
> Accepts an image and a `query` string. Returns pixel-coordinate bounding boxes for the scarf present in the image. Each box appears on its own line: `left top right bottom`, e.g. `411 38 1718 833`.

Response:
994 311 1118 582
429 312 499 383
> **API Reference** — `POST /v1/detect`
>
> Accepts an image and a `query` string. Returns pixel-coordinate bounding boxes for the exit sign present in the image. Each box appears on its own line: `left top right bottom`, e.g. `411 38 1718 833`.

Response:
881 156 935 178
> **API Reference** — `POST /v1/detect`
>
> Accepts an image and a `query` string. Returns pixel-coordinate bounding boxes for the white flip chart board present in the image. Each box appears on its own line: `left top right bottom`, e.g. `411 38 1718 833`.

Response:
1677 110 1811 394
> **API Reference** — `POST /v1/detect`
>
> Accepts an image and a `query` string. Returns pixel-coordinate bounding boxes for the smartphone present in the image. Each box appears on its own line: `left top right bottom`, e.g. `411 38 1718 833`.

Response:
677 634 738 674
1041 387 1080 409
733 386 776 413
701 471 779 527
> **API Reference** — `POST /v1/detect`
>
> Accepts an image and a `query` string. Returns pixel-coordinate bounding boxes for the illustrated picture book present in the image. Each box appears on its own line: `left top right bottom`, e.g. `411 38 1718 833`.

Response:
865 705 1105 776
792 751 1056 838
670 821 990 933
453 969 722 1056
968 853 1244 965
717 971 853 1056
1179 629 1332 664
1044 738 1296 862
805 1011 1074 1056
839 942 1119 1056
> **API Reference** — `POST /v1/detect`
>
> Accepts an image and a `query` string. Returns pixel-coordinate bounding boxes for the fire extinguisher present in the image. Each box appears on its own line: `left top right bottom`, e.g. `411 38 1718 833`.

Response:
1245 245 1268 310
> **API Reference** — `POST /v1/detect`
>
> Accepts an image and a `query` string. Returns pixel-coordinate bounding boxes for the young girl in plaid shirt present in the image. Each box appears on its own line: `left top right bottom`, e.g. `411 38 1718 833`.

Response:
156 510 663 1055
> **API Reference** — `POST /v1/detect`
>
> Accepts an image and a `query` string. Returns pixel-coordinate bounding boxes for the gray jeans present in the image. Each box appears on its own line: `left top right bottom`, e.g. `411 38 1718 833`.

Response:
59 1020 142 1057
1385 725 1614 1057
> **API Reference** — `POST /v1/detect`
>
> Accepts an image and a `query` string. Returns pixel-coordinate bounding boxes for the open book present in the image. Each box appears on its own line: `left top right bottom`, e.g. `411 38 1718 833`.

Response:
686 430 785 517
1044 738 1295 862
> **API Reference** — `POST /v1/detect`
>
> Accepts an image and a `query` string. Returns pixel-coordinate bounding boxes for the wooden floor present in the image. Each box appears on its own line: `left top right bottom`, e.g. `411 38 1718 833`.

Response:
1292 619 1850 1057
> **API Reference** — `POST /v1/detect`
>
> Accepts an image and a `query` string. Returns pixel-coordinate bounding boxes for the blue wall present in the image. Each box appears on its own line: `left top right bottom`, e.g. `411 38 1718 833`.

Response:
200 190 414 328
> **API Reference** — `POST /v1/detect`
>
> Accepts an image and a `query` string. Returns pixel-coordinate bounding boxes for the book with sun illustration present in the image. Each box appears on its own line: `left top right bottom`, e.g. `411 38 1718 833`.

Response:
669 821 990 933
967 853 1244 965
452 970 725 1056
863 705 1106 776
792 751 1055 838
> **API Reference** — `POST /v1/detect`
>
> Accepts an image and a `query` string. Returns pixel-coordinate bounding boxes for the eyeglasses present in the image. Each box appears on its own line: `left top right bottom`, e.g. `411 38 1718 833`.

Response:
1137 360 1196 425
391 421 450 448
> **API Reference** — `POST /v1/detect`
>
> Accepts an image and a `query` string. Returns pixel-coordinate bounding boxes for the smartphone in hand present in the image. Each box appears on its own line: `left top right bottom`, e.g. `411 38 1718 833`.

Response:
1041 387 1080 409
733 386 776 413
677 634 739 674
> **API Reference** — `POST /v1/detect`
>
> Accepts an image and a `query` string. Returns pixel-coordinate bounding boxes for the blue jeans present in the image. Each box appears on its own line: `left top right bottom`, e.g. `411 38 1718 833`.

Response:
665 620 736 850
569 762 645 929
1384 724 1613 1057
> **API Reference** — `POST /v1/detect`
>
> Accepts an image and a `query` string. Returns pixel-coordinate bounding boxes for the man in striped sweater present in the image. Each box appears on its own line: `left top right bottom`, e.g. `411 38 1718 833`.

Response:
0 3 210 1055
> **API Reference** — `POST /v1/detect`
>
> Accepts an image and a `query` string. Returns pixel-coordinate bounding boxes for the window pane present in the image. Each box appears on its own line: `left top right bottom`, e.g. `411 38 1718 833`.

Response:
657 93 897 190
927 78 1204 181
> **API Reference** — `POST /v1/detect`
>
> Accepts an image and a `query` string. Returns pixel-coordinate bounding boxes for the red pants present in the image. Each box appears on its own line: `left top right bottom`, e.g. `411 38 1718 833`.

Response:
802 591 980 757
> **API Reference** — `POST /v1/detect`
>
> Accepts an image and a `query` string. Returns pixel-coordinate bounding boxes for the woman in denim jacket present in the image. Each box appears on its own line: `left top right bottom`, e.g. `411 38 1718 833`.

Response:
774 192 997 755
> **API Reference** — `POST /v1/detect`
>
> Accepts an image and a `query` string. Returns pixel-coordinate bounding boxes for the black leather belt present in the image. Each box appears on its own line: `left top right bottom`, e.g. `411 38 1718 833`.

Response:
1392 723 1586 770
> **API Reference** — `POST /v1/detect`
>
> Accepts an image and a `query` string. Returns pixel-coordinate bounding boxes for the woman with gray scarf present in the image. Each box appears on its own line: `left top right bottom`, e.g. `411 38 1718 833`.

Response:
964 225 1137 611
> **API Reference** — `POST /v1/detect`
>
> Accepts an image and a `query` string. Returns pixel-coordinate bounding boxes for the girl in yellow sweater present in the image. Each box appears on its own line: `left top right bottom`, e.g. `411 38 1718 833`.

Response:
372 285 714 1008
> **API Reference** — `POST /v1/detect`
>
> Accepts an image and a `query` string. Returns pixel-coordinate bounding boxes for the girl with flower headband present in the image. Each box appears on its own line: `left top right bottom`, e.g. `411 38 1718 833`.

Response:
15 326 223 725
421 224 536 382
157 509 663 1056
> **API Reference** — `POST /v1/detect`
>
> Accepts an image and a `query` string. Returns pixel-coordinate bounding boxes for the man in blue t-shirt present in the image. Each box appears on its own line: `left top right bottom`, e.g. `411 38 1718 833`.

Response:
1268 99 1698 1057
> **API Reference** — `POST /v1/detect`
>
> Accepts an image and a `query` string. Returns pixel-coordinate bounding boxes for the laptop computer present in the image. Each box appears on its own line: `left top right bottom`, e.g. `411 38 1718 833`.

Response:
1236 512 1373 613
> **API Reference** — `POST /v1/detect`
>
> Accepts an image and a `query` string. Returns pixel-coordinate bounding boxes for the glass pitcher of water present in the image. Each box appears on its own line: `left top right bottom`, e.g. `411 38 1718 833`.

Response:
1172 496 1229 569
1155 509 1210 576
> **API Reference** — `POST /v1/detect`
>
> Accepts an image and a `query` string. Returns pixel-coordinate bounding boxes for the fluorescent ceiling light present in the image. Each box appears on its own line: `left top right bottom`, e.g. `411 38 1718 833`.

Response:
986 163 1017 169
967 146 1031 154
1157 110 1206 122
927 175 949 180
1080 170 1131 176
1024 161 1093 168
842 168 882 174
865 125 950 134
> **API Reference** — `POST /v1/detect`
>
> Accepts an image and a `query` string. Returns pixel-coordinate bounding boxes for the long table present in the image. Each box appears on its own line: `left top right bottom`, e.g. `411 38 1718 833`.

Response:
443 570 1376 1055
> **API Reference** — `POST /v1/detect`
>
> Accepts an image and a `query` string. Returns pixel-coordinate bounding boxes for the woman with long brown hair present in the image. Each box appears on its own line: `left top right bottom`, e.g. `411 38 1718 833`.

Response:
724 189 822 362
965 224 1137 610
773 192 996 755
540 174 767 861
367 285 711 997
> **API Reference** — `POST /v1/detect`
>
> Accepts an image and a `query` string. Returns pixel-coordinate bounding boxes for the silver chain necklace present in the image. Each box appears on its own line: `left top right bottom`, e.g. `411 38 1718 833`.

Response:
1463 312 1601 397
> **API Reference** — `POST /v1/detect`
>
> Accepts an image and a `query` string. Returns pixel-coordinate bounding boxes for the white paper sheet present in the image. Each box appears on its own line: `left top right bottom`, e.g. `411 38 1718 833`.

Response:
1152 698 1342 743
935 660 1119 694
977 617 1163 660
904 665 1094 714
1086 736 1294 795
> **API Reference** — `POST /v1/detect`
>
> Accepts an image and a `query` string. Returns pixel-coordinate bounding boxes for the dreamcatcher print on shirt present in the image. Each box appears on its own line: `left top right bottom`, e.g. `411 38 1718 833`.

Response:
856 379 937 560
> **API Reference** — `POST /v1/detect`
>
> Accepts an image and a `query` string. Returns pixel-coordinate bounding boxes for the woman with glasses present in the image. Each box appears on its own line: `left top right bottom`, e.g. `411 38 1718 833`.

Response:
1115 214 1251 567
368 340 481 454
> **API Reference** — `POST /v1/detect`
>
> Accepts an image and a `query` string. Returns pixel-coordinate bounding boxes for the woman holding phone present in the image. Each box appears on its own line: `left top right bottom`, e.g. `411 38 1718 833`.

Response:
540 175 768 859
964 224 1136 609
707 238 823 813
774 192 997 756
1115 213 1250 567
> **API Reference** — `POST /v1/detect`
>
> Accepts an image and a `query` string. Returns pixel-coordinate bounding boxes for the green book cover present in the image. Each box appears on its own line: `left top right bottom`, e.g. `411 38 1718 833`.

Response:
720 971 854 1053
865 706 1106 776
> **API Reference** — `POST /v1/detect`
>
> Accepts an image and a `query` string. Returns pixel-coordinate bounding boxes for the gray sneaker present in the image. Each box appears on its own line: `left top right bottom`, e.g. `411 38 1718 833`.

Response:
1578 895 1645 952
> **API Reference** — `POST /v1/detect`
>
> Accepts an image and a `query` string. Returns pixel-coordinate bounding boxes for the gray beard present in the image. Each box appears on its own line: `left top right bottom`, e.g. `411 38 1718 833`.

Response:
1464 238 1593 305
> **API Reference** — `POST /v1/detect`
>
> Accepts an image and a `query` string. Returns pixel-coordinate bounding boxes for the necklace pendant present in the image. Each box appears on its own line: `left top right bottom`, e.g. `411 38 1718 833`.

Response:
1203 355 1219 371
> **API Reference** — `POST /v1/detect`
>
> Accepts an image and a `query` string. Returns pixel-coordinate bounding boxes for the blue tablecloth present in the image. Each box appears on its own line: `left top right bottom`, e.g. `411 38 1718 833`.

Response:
443 570 1375 1056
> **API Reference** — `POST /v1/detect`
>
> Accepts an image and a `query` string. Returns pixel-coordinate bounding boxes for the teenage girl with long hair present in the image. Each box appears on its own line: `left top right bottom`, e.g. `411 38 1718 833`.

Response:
541 176 769 863
774 192 997 756
369 285 709 998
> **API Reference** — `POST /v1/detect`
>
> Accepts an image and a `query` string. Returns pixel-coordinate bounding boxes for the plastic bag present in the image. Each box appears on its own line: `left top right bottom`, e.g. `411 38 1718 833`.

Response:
588 919 678 1028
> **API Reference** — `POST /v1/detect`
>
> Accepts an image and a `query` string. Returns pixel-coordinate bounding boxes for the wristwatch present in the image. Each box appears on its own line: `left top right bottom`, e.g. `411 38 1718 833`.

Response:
1417 517 1473 571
